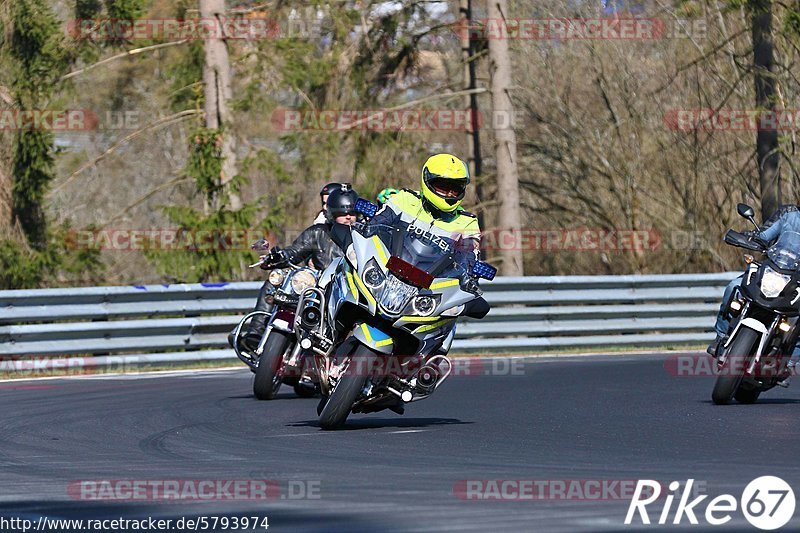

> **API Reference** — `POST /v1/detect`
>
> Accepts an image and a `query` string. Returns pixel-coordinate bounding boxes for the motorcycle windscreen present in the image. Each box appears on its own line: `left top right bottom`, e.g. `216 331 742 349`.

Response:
360 223 468 278
768 231 800 270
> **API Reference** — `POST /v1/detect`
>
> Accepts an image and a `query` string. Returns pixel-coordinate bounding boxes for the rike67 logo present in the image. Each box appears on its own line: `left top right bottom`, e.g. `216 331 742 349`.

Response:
625 477 796 530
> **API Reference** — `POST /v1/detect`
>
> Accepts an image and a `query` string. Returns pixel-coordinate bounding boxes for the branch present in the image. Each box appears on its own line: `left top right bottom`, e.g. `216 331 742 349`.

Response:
340 87 487 131
49 110 200 196
100 175 193 227
60 40 189 81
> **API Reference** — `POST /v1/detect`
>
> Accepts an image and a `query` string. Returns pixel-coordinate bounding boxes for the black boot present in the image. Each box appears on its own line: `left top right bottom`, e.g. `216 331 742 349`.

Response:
706 334 726 358
235 281 275 353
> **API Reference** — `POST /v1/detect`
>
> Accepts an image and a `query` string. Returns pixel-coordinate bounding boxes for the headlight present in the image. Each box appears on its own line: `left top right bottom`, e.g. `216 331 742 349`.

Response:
441 304 465 317
268 270 285 286
291 269 317 294
760 266 791 298
346 245 358 269
412 295 437 316
363 260 385 290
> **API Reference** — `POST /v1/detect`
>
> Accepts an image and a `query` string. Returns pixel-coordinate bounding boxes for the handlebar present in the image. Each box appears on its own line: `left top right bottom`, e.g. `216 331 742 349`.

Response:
724 229 767 252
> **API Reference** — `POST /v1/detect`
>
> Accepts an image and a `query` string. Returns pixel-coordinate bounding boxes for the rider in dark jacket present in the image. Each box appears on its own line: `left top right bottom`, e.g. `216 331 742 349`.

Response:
230 187 360 351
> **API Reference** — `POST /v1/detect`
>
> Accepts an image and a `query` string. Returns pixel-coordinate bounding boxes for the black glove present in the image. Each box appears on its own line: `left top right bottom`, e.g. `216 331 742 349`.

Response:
260 247 287 270
461 275 482 295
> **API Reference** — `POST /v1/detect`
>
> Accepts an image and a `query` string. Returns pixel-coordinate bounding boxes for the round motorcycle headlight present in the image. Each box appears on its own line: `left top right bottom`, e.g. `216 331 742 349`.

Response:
291 269 317 294
412 295 437 316
268 270 285 287
363 265 385 289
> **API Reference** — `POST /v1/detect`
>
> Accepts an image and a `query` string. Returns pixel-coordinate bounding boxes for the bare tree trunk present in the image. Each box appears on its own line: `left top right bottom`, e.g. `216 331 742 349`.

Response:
751 0 780 220
200 0 242 210
0 164 11 235
487 0 523 275
460 0 484 228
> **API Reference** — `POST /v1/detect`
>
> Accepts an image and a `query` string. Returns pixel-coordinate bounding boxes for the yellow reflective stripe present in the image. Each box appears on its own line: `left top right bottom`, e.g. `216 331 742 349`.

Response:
430 279 459 290
352 270 377 307
346 271 359 301
360 323 393 347
371 236 389 266
360 323 372 342
399 315 442 322
414 318 452 334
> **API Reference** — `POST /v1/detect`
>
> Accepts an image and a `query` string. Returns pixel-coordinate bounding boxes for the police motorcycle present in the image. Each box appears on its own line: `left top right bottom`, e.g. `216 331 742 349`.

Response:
293 199 496 429
231 239 321 400
712 203 800 404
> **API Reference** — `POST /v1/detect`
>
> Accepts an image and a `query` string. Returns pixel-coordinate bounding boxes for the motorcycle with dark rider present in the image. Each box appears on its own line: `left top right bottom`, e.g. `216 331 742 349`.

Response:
711 203 800 404
231 239 320 400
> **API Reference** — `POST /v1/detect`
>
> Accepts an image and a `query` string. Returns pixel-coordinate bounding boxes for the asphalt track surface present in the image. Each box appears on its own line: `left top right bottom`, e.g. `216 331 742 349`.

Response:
1 354 799 532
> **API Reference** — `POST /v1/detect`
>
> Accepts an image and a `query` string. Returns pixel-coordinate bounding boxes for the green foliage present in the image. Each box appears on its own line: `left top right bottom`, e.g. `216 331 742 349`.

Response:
786 8 800 35
167 40 204 112
0 239 56 289
104 0 147 22
143 201 284 283
186 128 227 204
0 225 103 289
75 0 103 20
10 0 67 97
11 129 54 248
9 0 70 248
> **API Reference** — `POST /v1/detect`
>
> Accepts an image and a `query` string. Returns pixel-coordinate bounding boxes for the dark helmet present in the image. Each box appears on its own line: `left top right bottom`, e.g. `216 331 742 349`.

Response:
326 185 360 222
320 182 349 198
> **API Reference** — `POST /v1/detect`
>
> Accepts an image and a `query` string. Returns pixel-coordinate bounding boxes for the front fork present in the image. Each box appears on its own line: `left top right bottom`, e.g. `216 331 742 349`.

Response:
722 307 784 375
232 309 276 369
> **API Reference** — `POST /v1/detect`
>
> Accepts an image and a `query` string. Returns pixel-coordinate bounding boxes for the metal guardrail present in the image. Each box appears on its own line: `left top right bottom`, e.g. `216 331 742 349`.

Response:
0 273 740 368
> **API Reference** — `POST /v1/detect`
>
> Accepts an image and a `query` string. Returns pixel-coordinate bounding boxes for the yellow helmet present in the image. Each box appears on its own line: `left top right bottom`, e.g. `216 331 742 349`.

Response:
420 153 470 212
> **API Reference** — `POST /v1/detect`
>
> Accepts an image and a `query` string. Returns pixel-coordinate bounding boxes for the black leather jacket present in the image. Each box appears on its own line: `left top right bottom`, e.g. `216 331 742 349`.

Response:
282 223 342 270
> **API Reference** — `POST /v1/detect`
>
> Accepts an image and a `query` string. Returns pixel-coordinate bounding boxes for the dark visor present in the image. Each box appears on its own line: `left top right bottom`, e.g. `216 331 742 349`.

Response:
428 177 467 198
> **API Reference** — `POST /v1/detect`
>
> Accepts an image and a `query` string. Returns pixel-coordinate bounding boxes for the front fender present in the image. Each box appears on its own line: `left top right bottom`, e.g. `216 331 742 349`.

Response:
352 323 394 354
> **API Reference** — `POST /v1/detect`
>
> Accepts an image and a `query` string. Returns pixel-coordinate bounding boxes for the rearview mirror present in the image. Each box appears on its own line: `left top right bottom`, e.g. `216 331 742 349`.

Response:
736 203 760 231
737 203 755 219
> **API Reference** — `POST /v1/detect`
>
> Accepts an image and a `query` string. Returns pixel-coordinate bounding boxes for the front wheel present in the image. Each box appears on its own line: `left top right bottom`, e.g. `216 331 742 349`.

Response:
712 328 758 405
253 331 292 400
319 343 377 430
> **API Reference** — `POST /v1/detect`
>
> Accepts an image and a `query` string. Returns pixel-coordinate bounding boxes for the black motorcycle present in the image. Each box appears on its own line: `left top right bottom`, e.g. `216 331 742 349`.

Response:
712 203 800 404
231 240 320 400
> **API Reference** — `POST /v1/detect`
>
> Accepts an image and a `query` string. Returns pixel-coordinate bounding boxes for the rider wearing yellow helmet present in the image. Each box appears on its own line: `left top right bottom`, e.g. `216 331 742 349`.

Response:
370 153 481 268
